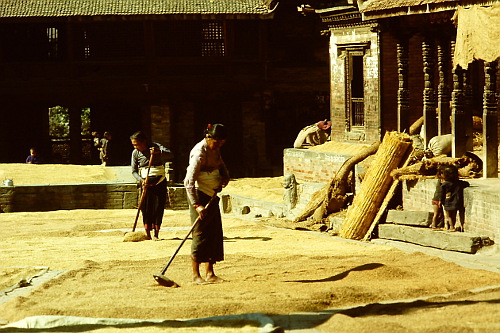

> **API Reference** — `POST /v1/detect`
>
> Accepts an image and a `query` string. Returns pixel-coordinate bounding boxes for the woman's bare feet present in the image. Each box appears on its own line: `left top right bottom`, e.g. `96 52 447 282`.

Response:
206 274 225 283
192 276 206 285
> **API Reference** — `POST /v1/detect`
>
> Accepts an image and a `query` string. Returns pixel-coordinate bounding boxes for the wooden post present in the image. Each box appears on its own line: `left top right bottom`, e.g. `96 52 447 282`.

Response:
483 61 498 178
451 65 467 158
437 39 451 135
464 70 475 151
450 40 467 158
69 105 82 164
422 40 437 146
397 39 410 133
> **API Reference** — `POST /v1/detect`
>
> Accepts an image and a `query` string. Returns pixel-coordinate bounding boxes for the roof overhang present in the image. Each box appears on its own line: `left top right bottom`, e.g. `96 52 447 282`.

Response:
0 0 278 20
359 0 497 20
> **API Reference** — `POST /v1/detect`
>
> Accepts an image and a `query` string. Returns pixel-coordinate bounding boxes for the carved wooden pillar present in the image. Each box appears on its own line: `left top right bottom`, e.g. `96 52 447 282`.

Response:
69 105 83 164
451 41 467 158
483 61 498 178
463 69 474 151
397 39 410 133
422 40 437 146
437 39 450 135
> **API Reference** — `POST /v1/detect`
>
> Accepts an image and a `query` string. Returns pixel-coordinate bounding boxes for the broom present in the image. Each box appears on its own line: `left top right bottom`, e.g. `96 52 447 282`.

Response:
153 192 219 287
123 153 154 242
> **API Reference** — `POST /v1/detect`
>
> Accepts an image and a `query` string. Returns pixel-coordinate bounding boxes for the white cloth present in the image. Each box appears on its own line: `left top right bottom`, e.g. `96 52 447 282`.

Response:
140 165 165 179
196 169 221 197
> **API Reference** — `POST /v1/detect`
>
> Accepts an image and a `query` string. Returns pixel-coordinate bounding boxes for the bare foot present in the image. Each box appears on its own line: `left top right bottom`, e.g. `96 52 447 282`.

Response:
192 277 206 285
206 275 225 284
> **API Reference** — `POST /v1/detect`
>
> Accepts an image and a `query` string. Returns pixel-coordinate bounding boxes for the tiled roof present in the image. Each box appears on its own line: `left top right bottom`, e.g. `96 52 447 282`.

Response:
0 0 276 18
360 0 498 13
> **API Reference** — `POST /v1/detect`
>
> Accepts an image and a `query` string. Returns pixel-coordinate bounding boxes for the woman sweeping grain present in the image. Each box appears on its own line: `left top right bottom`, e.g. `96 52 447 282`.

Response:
184 124 230 284
130 131 173 240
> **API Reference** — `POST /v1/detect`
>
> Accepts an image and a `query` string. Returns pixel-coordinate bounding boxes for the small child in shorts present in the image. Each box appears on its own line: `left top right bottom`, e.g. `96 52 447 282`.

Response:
440 165 470 232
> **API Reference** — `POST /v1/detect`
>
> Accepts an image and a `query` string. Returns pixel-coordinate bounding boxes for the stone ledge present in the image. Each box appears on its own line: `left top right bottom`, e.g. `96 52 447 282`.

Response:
378 223 494 254
386 210 433 226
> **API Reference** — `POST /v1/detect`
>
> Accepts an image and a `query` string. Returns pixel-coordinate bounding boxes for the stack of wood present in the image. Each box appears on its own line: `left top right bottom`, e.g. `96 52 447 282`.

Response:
339 131 413 240
391 153 483 180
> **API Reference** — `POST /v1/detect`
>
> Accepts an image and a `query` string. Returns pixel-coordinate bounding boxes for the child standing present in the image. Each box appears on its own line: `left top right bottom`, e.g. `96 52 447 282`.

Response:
430 165 445 230
26 147 41 164
440 165 470 232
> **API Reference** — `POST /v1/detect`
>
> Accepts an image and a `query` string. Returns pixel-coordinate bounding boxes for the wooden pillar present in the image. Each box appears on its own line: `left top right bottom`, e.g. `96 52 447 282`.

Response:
69 105 82 164
451 41 467 158
437 39 451 135
422 40 437 146
463 70 475 151
451 66 467 158
483 61 498 178
397 39 410 133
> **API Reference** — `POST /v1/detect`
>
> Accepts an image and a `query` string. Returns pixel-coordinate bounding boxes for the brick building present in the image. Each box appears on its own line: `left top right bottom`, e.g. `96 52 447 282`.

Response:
0 0 330 180
303 0 499 178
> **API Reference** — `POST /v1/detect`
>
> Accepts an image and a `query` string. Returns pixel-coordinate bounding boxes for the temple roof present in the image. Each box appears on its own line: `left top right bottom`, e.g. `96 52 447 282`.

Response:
0 0 276 18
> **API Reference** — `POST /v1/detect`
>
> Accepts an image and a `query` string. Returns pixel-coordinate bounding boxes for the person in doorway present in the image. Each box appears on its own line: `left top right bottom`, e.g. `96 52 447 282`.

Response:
26 147 41 164
92 131 105 165
440 164 470 232
293 119 332 149
130 131 174 240
102 131 118 166
184 123 230 284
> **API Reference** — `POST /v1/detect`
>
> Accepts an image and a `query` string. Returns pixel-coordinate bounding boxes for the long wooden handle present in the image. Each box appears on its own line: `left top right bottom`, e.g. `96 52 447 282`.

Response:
131 154 154 232
160 193 219 275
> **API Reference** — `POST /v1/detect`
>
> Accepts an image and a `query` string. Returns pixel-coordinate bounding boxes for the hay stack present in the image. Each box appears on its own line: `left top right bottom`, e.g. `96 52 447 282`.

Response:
123 231 149 242
339 132 412 240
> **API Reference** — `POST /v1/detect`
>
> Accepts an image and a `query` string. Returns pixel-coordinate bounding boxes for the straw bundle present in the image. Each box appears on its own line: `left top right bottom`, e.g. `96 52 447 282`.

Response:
293 141 380 223
123 231 149 242
339 131 412 240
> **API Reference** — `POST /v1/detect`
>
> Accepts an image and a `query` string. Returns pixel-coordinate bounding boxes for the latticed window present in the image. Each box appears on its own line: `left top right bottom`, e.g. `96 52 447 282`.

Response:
46 27 59 59
83 30 91 59
201 22 225 57
344 49 365 129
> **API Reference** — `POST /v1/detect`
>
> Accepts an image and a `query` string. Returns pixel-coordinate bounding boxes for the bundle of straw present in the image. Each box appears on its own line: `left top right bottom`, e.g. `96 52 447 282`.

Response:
339 131 412 240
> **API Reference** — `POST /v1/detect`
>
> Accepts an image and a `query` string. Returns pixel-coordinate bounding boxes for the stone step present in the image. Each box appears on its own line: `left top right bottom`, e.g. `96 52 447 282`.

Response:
385 209 433 226
378 223 493 254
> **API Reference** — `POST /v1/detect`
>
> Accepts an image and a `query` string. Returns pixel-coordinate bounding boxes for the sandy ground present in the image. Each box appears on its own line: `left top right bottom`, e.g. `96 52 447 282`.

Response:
1 208 500 332
0 164 119 185
1 164 500 332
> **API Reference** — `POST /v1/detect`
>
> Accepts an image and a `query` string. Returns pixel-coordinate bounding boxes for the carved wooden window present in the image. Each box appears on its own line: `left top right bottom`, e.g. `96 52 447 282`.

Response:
338 42 369 131
46 27 59 60
346 51 365 128
201 21 225 57
155 21 225 57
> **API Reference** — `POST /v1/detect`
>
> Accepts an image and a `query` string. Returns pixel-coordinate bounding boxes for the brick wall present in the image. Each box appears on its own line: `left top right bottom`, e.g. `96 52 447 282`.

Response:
283 148 352 183
402 178 500 240
0 184 189 212
0 184 138 212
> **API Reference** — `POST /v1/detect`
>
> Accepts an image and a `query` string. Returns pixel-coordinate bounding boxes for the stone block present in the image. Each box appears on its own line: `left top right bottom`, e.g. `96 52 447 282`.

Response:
227 193 285 218
166 186 188 210
385 210 432 226
378 223 491 254
124 191 139 209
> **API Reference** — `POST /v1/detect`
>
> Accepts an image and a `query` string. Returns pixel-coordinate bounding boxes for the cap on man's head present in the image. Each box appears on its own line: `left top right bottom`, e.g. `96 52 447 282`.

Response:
205 123 227 140
316 120 332 130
